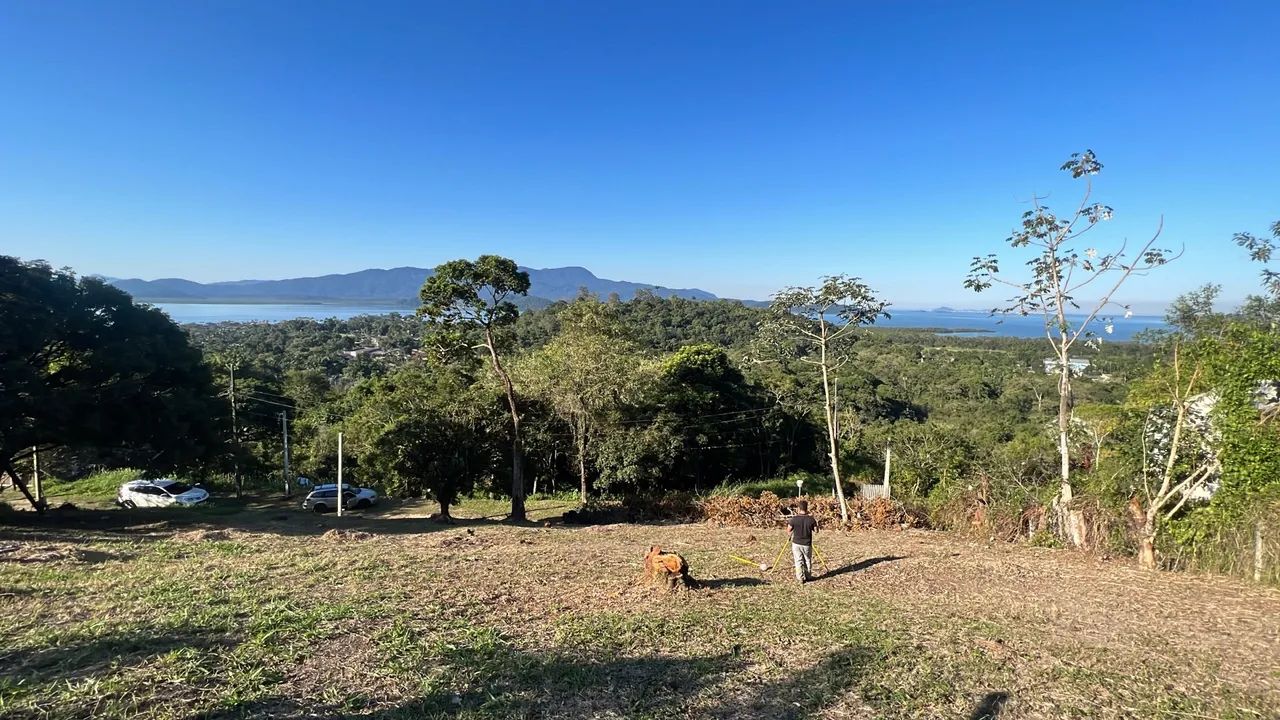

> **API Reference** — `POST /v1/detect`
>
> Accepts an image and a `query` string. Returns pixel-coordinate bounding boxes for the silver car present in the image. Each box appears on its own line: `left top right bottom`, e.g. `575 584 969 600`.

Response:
301 484 377 513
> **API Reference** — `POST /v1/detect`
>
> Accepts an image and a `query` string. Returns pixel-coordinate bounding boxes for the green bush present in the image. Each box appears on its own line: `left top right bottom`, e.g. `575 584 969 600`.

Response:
707 471 833 499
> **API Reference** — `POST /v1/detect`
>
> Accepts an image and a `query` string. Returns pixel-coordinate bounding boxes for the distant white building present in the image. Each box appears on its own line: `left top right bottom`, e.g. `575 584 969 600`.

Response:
1043 357 1091 375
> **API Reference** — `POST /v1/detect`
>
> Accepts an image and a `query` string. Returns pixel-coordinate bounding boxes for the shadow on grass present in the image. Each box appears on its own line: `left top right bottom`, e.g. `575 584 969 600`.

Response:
700 576 768 589
818 555 905 581
209 643 876 720
0 492 712 547
0 500 573 544
969 691 1010 719
2 626 234 687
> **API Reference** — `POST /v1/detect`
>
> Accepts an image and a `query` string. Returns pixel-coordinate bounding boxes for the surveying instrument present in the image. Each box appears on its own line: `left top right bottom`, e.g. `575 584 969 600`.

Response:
729 535 832 578
729 496 834 579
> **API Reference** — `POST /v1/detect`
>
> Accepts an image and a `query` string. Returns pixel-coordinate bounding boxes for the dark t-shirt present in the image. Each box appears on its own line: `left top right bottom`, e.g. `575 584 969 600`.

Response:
788 514 817 546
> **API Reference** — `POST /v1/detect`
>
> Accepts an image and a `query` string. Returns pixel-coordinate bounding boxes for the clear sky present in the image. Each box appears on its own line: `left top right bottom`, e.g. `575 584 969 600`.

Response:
2 2 1277 310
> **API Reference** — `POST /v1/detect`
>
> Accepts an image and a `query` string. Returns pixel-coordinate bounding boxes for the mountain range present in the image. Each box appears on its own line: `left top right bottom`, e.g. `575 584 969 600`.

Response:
108 266 721 307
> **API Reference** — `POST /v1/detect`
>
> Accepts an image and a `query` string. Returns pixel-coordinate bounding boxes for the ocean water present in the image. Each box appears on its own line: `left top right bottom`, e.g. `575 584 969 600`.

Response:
875 309 1166 340
155 303 1167 340
155 303 410 324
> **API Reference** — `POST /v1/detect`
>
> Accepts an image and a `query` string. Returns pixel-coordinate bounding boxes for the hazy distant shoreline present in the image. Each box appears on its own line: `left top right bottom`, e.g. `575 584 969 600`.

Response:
145 297 416 306
154 302 1167 340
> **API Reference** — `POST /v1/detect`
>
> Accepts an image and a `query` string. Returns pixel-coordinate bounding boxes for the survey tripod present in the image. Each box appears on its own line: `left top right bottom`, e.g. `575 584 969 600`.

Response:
770 537 832 577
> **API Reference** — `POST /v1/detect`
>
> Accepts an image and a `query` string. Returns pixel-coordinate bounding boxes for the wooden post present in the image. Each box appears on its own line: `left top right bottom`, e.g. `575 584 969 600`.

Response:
883 446 892 498
1256 522 1265 583
337 432 344 517
32 446 42 505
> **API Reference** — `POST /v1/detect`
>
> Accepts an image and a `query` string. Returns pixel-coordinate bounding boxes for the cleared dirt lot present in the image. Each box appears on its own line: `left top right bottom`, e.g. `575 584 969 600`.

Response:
1 499 1277 719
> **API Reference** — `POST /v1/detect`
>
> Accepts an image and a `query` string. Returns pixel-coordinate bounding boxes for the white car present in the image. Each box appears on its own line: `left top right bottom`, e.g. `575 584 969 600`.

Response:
117 479 210 508
302 484 377 513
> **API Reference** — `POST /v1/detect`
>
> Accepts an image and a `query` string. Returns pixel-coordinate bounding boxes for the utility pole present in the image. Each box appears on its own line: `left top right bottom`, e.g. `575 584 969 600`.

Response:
337 432 344 517
280 412 291 498
229 361 242 499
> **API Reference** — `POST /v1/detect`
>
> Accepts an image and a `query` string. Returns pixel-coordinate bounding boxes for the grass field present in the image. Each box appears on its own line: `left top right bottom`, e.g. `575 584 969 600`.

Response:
1 495 1277 719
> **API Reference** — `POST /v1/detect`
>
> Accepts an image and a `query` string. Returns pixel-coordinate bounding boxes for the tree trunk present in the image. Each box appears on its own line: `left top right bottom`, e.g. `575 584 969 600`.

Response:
820 351 849 524
1054 351 1088 547
3 462 45 513
510 430 526 521
1138 511 1158 570
1056 357 1074 503
1138 531 1157 569
436 497 455 523
576 419 589 507
1139 394 1195 569
485 328 526 522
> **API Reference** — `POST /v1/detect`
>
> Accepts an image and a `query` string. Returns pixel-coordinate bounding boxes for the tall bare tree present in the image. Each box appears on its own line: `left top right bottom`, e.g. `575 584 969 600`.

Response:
965 150 1175 545
755 275 888 523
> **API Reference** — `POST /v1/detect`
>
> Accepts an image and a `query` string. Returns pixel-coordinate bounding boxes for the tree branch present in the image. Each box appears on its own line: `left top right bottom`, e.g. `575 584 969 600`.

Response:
1067 216 1165 346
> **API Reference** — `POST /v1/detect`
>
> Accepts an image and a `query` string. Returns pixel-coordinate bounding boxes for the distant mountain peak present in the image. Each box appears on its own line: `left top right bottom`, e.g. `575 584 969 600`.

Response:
109 265 719 305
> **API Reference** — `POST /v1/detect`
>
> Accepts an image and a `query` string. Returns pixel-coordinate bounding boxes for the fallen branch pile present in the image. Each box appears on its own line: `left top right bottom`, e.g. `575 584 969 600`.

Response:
699 492 922 530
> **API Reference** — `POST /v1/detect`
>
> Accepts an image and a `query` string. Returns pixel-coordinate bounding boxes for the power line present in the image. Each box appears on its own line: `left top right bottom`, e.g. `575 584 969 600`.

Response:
538 407 778 440
241 394 296 409
611 406 771 427
241 388 295 400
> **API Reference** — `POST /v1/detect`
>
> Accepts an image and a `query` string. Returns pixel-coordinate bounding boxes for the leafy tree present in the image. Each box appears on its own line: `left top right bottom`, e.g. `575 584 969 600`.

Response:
654 344 784 489
1231 219 1280 328
418 255 532 520
1164 284 1225 338
1233 219 1280 297
0 257 225 509
345 364 498 521
871 421 974 499
591 415 684 495
207 350 298 497
754 275 889 523
519 295 643 505
964 150 1175 545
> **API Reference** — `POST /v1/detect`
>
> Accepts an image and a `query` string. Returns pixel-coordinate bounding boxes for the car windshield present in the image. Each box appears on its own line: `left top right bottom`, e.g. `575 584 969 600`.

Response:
162 482 193 495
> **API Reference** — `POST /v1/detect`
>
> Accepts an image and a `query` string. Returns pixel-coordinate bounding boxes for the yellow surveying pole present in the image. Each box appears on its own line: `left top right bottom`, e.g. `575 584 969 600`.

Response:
771 539 789 574
811 542 832 575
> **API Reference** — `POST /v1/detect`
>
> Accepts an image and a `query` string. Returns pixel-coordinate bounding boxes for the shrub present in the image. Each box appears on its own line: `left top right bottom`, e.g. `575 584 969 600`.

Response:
707 471 832 499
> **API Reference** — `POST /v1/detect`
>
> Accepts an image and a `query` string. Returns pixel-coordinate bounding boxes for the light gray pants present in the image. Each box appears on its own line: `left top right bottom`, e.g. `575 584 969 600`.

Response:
792 543 813 580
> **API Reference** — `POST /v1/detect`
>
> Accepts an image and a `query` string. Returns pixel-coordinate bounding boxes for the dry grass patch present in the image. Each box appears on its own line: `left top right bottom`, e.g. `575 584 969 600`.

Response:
0 498 1276 719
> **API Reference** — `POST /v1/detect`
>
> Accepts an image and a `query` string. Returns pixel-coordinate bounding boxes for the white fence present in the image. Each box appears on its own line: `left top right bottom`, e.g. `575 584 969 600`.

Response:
858 447 893 500
859 483 891 500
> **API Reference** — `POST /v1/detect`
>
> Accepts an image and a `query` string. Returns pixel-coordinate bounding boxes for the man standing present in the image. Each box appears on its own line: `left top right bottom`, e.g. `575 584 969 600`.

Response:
788 500 818 584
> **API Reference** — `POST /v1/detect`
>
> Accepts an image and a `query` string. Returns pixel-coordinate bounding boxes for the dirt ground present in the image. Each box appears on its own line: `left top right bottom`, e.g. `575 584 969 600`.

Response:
1 498 1277 719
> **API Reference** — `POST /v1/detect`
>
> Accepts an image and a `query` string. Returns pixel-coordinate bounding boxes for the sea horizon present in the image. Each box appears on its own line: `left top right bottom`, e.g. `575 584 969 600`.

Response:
154 302 1167 340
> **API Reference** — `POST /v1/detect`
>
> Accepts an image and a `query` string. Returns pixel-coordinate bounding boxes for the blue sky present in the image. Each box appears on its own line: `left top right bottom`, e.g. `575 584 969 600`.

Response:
2 2 1277 310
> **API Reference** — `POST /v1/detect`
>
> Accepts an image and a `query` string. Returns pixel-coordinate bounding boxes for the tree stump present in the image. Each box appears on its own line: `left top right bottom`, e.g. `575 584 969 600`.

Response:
642 545 698 591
